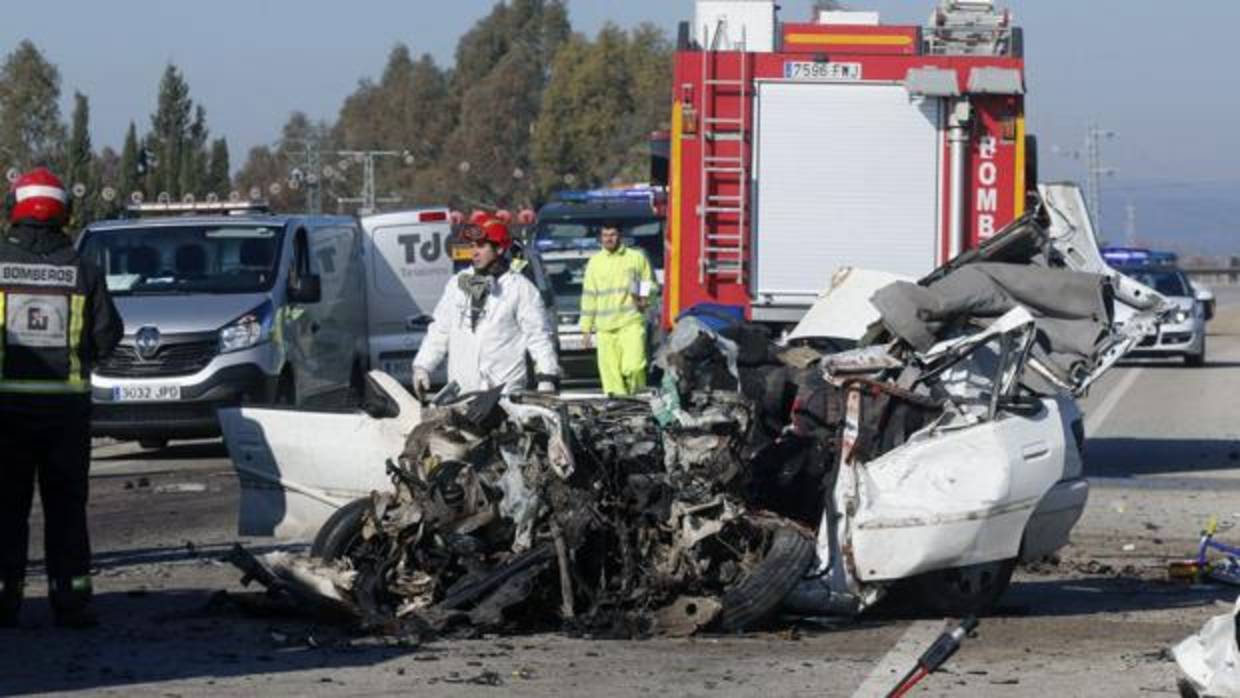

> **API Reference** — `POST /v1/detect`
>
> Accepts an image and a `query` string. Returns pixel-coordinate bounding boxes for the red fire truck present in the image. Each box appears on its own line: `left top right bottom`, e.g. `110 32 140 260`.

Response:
664 0 1035 328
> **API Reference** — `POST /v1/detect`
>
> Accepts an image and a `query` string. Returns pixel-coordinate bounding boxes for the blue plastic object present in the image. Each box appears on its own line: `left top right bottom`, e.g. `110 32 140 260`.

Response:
676 303 745 332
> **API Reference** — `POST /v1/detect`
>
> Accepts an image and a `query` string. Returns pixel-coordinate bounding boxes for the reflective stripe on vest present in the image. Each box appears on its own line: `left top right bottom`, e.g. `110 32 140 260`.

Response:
68 294 86 388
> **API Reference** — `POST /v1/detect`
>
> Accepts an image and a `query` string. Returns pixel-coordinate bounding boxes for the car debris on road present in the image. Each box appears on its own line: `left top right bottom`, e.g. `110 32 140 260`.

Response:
223 185 1171 640
1174 595 1240 698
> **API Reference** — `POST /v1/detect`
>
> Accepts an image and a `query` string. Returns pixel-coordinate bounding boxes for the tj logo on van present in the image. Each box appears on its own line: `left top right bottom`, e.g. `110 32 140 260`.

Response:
398 233 443 265
135 326 162 360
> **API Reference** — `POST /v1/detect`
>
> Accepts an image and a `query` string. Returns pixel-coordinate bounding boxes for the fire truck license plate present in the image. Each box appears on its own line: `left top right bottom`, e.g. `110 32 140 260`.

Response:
784 61 862 82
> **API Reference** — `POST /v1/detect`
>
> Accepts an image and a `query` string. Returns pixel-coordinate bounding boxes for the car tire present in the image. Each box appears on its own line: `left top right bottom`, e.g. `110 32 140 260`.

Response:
905 559 1016 616
275 370 296 406
717 527 815 632
311 497 370 562
1184 338 1206 367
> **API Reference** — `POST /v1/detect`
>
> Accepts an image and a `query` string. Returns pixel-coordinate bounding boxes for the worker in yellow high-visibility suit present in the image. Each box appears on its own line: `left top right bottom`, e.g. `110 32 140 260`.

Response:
580 221 657 396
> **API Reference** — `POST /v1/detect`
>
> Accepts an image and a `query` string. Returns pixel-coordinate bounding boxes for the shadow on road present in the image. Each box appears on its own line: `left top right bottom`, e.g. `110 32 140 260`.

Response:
0 589 411 696
1086 437 1240 479
999 576 1236 618
1119 360 1240 370
24 542 305 576
93 441 229 462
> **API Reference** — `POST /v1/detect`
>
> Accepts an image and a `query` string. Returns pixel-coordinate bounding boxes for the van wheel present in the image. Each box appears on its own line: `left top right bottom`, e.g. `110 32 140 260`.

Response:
275 371 296 406
311 498 370 562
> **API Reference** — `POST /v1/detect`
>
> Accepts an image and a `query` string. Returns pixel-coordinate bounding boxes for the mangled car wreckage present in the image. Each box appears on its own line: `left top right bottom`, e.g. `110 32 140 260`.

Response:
221 183 1167 635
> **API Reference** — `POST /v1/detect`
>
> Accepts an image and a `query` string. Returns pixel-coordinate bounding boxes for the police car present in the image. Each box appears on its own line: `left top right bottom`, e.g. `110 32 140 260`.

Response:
1103 248 1210 366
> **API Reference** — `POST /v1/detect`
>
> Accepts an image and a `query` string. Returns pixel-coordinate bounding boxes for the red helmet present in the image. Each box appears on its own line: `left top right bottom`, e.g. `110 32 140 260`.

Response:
462 218 513 252
468 210 491 227
8 167 69 224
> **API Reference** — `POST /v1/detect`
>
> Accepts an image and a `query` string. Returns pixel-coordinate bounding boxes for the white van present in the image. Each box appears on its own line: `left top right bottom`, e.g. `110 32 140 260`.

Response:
360 209 455 386
81 209 369 447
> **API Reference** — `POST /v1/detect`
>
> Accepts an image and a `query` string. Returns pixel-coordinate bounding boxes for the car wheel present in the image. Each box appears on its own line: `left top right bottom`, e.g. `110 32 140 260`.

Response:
717 527 815 632
311 497 370 562
275 370 296 406
906 559 1016 616
1184 337 1206 367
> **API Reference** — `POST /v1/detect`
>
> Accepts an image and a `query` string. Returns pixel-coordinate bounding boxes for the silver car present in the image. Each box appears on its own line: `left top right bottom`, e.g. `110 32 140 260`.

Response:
1122 267 1208 366
78 210 369 448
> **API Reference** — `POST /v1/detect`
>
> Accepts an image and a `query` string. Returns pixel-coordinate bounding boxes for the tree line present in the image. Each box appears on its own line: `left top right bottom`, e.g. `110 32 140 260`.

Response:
0 0 672 228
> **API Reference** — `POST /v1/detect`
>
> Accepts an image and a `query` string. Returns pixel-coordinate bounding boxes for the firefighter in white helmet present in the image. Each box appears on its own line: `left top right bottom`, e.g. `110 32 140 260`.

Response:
412 218 559 398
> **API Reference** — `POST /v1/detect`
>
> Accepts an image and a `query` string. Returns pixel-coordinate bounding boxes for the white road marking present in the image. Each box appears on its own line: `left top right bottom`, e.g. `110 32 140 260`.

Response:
850 620 943 698
1085 367 1143 436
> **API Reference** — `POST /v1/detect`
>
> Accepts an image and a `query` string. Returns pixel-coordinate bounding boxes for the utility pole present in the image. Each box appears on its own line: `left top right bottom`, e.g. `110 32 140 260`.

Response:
1084 122 1117 237
335 150 407 216
1125 200 1137 246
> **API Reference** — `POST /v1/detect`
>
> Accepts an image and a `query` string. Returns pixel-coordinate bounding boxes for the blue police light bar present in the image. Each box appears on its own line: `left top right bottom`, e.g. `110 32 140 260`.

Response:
536 236 602 251
551 186 665 204
1102 247 1178 267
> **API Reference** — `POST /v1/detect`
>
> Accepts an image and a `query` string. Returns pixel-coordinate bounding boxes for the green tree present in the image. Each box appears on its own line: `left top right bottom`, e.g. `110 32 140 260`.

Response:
447 45 545 207
336 45 454 206
92 146 123 220
65 92 93 229
148 64 193 199
205 138 231 198
178 104 209 197
532 23 672 194
0 40 65 169
440 1 570 207
233 145 292 209
118 122 141 202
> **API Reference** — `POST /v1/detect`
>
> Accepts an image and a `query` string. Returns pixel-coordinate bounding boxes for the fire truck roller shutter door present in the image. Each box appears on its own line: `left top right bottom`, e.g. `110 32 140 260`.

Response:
753 83 943 302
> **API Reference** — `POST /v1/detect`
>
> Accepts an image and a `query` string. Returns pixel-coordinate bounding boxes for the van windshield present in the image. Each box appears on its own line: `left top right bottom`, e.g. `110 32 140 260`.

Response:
80 225 285 296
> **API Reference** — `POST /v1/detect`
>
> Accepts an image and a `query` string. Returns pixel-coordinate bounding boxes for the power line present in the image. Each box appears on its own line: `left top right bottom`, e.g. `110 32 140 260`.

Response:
1054 123 1117 235
334 150 411 216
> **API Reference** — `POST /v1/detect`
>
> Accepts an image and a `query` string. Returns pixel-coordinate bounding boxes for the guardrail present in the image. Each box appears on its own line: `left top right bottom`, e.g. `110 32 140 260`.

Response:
1183 268 1240 285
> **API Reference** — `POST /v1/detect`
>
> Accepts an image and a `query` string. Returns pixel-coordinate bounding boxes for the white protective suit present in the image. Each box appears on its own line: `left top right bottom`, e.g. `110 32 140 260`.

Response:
413 268 559 394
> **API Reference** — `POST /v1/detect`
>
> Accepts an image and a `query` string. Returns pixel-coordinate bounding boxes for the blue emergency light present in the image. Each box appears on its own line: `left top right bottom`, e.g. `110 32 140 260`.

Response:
551 186 664 204
1102 247 1178 268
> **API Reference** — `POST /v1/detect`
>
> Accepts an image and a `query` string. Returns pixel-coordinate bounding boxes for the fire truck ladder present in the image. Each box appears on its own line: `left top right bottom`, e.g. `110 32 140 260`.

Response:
698 25 749 285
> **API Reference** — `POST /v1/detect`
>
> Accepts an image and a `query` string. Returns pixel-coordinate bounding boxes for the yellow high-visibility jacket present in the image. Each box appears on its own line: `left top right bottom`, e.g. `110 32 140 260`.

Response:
580 246 657 334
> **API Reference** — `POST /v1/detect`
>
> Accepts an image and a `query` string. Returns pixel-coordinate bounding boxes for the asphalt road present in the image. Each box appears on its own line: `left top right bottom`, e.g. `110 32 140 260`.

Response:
3 289 1240 697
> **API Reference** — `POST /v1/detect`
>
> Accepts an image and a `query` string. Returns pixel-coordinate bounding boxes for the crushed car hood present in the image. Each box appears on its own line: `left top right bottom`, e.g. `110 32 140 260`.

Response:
790 183 1167 397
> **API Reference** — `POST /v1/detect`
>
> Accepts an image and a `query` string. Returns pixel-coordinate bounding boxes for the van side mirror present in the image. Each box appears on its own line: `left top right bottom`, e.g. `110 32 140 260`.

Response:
288 274 322 304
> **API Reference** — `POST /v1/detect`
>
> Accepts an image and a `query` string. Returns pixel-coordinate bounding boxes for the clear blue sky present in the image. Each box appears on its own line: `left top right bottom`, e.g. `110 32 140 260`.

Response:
3 1 1238 248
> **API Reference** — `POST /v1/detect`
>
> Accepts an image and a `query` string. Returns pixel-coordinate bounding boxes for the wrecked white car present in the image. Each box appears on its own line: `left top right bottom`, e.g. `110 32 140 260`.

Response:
219 183 1167 634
